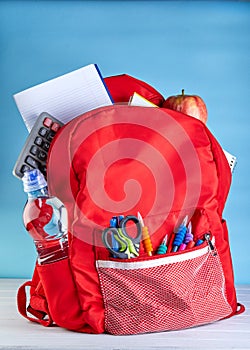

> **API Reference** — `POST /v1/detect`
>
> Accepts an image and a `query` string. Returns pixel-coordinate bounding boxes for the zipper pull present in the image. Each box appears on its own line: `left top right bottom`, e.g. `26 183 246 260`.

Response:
204 233 217 256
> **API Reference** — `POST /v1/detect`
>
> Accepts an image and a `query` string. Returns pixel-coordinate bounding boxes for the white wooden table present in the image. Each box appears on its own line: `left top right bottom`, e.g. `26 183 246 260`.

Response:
0 279 249 350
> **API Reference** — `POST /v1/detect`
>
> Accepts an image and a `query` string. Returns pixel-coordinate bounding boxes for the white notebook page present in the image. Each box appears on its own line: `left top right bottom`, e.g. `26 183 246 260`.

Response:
13 64 113 131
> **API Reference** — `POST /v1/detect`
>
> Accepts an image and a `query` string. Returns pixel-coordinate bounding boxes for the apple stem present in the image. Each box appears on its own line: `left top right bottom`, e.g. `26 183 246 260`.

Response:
182 89 185 96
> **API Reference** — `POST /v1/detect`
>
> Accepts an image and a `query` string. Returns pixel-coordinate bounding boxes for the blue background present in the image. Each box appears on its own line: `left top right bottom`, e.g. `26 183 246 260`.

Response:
0 1 249 283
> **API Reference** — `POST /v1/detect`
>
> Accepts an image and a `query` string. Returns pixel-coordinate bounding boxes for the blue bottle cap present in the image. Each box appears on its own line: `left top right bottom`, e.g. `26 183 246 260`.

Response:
22 169 47 193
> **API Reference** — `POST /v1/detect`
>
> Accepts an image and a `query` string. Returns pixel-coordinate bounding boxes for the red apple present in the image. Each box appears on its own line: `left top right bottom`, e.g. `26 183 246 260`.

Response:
163 89 208 124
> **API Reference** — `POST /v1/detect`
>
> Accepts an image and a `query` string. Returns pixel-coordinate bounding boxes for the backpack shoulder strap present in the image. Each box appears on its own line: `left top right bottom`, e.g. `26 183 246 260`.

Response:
17 266 53 327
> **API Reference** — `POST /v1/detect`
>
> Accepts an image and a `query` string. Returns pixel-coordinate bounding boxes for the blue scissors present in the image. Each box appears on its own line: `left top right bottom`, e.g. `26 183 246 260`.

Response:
102 215 142 259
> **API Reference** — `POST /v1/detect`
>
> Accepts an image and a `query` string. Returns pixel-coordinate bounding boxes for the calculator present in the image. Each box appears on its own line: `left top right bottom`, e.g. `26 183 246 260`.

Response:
13 112 64 179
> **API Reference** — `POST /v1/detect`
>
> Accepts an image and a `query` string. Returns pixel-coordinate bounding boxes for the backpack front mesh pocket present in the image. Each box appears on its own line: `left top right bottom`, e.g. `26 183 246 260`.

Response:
96 241 232 335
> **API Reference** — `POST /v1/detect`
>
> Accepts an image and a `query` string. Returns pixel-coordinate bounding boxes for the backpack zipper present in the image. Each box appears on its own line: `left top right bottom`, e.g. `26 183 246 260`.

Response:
204 233 217 256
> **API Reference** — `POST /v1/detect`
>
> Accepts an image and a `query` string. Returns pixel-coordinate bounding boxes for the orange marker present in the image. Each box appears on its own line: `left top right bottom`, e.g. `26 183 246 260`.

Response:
137 212 153 256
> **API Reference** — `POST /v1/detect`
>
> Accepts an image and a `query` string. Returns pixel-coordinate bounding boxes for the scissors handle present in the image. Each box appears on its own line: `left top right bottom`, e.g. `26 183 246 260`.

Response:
119 215 142 244
102 227 128 259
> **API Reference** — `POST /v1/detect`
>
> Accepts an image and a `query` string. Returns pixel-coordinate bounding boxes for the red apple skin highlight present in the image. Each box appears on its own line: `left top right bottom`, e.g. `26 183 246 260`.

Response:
163 89 208 124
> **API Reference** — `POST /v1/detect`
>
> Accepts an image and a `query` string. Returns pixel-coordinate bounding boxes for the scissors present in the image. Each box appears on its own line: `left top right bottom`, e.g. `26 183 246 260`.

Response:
102 215 142 259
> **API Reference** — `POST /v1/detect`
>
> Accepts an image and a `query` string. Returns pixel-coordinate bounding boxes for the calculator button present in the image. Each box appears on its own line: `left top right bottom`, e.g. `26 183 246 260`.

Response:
51 122 61 132
43 117 53 128
30 145 39 156
20 164 31 174
40 165 47 176
43 141 50 152
39 127 47 137
13 113 64 180
38 150 47 161
25 156 40 169
46 131 55 142
34 137 43 147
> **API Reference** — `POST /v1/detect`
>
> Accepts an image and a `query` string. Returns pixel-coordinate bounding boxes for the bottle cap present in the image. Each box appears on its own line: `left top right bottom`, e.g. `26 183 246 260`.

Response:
22 169 47 193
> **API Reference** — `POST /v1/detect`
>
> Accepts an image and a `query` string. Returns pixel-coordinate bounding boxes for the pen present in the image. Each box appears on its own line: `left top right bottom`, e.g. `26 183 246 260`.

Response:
178 243 186 251
171 215 188 252
179 222 193 252
184 222 193 244
137 212 153 256
156 234 168 255
195 239 204 246
186 240 195 249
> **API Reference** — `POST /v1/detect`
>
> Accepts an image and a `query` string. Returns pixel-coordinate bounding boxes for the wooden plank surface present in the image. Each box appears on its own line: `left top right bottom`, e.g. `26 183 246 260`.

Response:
0 279 249 350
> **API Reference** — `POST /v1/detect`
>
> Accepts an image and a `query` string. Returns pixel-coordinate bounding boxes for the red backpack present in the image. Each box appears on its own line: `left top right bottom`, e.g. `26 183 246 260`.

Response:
17 74 244 335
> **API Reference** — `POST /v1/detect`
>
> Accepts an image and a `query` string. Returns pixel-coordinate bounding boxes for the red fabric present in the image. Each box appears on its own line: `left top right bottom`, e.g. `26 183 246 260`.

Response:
104 74 164 106
37 258 104 333
45 105 238 333
17 74 240 334
97 244 232 335
17 269 53 327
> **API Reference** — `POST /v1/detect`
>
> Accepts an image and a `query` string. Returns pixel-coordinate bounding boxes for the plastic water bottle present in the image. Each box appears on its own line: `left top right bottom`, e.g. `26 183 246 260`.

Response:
22 169 68 265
